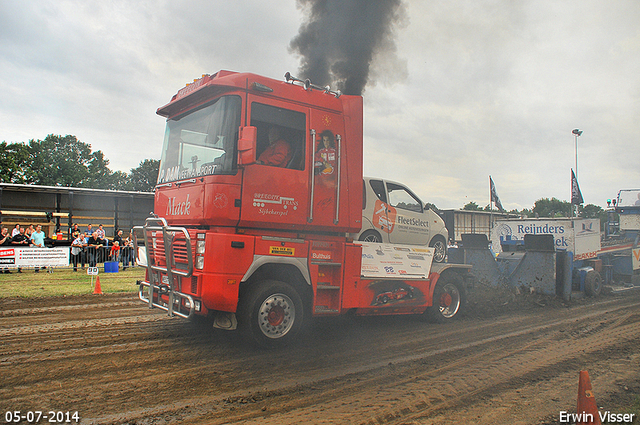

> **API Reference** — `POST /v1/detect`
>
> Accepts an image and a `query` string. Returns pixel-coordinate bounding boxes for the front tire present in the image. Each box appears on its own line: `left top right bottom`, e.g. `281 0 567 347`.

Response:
426 272 465 322
238 280 304 347
359 230 382 243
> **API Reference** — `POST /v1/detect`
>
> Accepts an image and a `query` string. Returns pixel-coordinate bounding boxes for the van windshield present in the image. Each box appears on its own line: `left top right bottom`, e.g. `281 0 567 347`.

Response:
157 95 241 184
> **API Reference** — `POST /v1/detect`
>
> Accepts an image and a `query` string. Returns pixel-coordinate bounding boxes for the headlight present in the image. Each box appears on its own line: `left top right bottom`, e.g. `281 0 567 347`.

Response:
195 234 205 269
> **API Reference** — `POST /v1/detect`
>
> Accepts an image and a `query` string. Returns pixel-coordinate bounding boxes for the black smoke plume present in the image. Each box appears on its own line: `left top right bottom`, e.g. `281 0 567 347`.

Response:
289 0 406 96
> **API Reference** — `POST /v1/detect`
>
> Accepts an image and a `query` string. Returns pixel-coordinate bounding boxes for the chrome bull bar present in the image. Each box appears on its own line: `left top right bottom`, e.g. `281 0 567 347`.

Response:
134 216 195 319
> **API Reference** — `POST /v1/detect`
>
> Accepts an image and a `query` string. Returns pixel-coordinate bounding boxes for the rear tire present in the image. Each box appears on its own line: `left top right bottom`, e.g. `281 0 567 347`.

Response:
425 272 465 322
238 280 304 348
584 270 602 297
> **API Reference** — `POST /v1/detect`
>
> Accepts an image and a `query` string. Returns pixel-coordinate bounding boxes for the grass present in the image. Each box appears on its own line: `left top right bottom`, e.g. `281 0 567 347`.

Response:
605 394 640 425
0 266 145 298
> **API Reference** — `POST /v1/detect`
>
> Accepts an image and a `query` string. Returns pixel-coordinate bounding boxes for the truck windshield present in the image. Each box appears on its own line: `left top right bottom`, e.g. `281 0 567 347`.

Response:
157 95 241 184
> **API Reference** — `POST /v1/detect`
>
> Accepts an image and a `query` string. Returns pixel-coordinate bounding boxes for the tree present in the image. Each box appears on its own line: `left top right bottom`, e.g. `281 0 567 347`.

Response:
580 203 607 230
84 150 115 189
463 201 482 211
425 202 439 212
110 170 133 191
128 159 159 192
28 135 94 187
532 198 572 218
579 203 603 219
1 134 159 191
0 142 32 183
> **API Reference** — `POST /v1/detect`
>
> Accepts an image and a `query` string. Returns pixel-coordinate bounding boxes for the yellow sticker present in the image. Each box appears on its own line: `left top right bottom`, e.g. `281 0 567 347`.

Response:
270 246 295 256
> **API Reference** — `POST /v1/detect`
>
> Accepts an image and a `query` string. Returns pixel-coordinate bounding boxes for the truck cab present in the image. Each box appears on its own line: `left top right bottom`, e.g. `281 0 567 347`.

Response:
353 177 449 262
136 71 470 347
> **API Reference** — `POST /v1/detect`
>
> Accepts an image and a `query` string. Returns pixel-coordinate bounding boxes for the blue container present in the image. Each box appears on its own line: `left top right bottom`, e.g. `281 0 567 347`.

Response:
104 261 119 273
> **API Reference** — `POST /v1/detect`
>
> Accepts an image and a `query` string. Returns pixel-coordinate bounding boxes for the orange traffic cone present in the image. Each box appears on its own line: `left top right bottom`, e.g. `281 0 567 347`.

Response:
577 370 601 425
93 275 103 295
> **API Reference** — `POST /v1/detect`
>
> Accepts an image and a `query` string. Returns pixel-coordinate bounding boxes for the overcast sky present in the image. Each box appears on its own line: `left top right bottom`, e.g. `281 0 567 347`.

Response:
1 1 639 210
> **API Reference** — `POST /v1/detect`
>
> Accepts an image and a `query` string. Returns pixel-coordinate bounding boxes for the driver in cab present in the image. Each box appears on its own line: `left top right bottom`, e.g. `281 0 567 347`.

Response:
256 126 291 167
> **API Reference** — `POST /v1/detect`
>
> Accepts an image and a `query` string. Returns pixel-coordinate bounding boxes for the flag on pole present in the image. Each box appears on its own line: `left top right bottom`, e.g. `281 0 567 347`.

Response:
490 176 504 212
571 169 584 205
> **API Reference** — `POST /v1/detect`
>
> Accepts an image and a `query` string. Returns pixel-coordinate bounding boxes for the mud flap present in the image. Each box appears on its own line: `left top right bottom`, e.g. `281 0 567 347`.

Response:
213 312 238 330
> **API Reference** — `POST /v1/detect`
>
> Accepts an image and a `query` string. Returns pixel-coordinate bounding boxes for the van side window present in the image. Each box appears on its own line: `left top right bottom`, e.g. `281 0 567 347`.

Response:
386 183 423 213
369 179 387 204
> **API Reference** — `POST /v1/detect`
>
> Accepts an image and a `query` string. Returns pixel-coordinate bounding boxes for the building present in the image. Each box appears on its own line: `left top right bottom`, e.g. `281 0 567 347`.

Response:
0 183 154 241
439 209 518 244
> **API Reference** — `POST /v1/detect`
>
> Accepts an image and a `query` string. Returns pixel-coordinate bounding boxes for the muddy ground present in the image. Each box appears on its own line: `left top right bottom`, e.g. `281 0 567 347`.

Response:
1 286 639 425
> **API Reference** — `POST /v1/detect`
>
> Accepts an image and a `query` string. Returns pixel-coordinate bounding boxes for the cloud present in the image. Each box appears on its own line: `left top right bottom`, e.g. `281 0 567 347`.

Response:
0 0 638 210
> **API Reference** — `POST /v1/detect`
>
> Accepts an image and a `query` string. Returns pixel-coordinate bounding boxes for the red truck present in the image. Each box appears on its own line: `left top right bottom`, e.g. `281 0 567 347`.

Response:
136 70 472 346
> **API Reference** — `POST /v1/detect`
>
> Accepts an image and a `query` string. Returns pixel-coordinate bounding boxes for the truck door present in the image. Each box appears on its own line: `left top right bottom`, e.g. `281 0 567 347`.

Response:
385 182 430 245
239 99 310 230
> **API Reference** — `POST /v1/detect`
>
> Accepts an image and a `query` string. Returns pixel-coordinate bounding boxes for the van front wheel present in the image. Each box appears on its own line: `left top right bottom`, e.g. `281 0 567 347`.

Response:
359 230 382 243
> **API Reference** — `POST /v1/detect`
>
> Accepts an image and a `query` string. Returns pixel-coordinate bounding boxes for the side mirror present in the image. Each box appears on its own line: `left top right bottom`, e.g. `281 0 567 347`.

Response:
237 126 257 166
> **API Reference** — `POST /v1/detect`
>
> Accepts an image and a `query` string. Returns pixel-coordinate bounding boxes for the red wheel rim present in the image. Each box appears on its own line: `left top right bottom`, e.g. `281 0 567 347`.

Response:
440 293 452 308
267 305 285 326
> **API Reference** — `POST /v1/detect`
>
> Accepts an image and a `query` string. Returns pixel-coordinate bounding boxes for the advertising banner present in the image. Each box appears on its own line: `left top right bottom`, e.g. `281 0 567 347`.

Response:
633 247 640 271
357 242 434 279
0 247 70 268
491 219 600 260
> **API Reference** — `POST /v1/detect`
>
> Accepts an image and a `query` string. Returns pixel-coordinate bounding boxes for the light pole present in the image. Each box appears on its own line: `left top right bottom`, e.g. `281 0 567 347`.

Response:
572 128 582 179
572 128 582 218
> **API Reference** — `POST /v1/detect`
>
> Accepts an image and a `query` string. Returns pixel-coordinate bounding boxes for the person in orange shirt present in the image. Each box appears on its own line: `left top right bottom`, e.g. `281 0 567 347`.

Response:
257 126 291 167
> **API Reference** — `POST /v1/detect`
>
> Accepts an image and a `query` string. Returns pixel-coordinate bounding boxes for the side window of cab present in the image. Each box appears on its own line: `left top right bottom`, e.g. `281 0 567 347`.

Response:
250 103 305 170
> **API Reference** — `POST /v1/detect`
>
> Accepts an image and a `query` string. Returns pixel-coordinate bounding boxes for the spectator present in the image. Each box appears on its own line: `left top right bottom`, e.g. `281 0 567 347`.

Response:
11 224 21 237
11 227 29 246
109 241 120 262
113 229 124 246
86 231 104 267
1 227 12 245
25 224 35 240
30 224 45 248
112 229 124 262
86 224 93 235
95 226 108 260
69 223 81 241
0 227 11 273
10 227 29 273
96 224 106 240
70 232 87 271
30 224 46 273
122 229 135 270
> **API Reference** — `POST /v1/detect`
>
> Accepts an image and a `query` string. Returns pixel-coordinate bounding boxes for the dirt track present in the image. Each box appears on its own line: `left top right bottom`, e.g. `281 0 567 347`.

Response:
1 288 640 425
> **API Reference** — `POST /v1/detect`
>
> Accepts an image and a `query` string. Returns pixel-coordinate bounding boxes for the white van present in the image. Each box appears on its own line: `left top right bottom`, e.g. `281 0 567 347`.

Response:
352 177 449 262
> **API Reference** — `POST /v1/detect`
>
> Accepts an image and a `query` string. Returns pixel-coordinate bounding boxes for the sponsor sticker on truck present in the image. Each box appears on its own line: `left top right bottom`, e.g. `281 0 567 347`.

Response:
269 246 295 256
357 242 434 279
